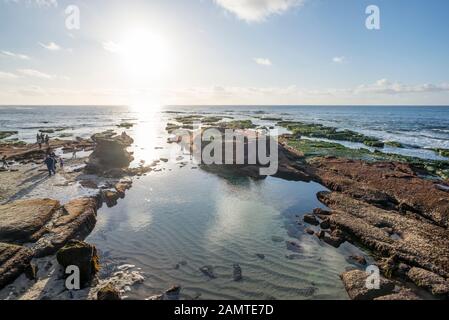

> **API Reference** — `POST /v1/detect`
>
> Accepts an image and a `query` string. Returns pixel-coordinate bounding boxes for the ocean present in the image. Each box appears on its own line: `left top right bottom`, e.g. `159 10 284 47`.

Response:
1 105 448 299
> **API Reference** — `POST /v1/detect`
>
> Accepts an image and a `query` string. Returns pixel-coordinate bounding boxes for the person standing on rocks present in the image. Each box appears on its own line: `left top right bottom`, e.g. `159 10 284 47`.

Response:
45 134 50 145
1 155 9 169
44 155 56 176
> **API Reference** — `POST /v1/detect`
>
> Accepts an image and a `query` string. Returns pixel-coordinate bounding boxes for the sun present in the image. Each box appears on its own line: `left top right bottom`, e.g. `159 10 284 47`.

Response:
119 27 173 83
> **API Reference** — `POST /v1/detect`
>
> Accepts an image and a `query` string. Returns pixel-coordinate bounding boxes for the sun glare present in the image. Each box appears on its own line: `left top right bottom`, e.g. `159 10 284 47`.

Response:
119 27 173 82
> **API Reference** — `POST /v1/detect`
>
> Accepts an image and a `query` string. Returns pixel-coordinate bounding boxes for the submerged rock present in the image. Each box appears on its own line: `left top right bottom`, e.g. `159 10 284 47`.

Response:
233 264 242 281
199 265 216 279
56 240 100 287
340 270 395 300
303 214 319 226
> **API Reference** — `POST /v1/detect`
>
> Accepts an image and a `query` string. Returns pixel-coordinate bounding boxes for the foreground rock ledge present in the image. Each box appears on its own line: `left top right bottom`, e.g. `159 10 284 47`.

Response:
0 197 98 289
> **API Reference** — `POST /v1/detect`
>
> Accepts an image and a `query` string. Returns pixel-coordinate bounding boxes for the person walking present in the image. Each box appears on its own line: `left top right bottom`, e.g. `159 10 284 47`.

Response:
44 155 56 176
45 134 49 145
72 149 77 159
59 157 64 169
1 155 9 169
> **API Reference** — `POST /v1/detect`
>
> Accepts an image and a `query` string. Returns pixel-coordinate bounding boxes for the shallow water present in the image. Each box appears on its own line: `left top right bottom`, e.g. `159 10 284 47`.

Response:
2 105 447 299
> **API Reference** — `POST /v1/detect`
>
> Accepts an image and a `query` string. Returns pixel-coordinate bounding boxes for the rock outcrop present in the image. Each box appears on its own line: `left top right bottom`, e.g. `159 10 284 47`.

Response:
0 199 59 244
310 158 449 228
340 269 395 300
56 240 100 287
0 243 33 289
0 197 98 289
97 283 121 300
85 132 134 175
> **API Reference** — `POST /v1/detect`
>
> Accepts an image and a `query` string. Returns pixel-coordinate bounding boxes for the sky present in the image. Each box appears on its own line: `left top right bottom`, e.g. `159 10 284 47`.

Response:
0 0 449 106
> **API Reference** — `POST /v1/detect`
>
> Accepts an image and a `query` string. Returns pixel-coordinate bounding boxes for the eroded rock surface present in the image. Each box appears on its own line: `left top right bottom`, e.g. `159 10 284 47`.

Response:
0 243 33 289
340 269 395 300
318 191 449 279
310 158 449 228
0 199 59 243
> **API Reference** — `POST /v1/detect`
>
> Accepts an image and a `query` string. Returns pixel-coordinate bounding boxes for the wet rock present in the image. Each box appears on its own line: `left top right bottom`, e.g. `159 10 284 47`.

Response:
305 228 315 235
199 265 216 279
165 285 181 299
313 208 331 216
115 180 132 197
407 267 449 297
233 264 242 281
286 241 302 253
24 263 38 281
340 270 395 300
102 190 120 208
256 254 265 260
147 294 164 300
0 243 33 289
297 286 317 297
374 289 421 300
80 180 98 189
303 214 319 226
320 219 331 230
56 240 100 287
0 199 60 244
347 255 367 266
322 230 345 248
97 283 121 300
271 236 284 243
318 191 449 281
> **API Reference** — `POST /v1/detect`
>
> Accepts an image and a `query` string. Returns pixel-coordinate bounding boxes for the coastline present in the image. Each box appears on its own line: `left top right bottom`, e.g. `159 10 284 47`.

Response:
0 107 448 300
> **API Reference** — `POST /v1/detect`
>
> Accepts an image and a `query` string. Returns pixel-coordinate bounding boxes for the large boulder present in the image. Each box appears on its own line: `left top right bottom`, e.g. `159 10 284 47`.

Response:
0 199 60 244
56 240 100 287
33 197 98 257
340 270 395 300
0 243 33 289
85 132 134 175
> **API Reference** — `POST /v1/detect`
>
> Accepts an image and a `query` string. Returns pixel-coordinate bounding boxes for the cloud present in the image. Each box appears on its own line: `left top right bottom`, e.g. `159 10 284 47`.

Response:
102 41 123 54
332 56 345 63
0 71 18 79
1 50 30 60
214 0 305 22
39 42 61 51
254 57 272 66
17 69 54 79
355 79 449 95
3 0 58 7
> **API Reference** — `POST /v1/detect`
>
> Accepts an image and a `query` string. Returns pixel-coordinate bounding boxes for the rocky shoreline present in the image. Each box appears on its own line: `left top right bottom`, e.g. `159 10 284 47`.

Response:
0 131 150 299
165 113 449 300
1 114 448 300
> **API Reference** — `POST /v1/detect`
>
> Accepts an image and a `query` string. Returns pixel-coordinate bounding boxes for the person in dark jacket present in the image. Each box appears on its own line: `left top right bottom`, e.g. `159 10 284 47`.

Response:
44 155 56 176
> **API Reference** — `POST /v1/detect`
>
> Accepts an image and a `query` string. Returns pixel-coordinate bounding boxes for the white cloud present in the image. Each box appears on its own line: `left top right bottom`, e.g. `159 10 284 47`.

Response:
0 71 18 79
1 50 30 60
332 56 345 63
17 69 54 79
355 79 449 95
39 42 61 51
3 0 58 7
214 0 305 22
253 57 272 66
102 41 123 54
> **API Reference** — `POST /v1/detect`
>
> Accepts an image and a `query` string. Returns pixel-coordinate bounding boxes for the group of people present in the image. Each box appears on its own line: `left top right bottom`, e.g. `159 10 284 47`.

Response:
44 149 64 177
36 132 50 149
